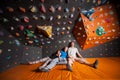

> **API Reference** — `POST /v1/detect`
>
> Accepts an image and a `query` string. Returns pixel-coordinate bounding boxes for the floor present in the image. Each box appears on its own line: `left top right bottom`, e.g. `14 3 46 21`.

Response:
0 57 120 80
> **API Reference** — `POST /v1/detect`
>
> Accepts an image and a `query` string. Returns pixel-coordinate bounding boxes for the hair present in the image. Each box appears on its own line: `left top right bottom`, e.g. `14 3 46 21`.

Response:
68 41 75 47
56 49 60 52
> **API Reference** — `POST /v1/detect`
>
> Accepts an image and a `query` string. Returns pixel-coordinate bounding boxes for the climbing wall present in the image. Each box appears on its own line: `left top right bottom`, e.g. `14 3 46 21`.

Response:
0 26 42 72
73 4 120 50
0 0 120 72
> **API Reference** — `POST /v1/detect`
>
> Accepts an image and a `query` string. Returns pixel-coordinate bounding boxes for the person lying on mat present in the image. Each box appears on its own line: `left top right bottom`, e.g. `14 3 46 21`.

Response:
40 47 68 72
28 56 52 70
66 41 99 72
28 50 62 70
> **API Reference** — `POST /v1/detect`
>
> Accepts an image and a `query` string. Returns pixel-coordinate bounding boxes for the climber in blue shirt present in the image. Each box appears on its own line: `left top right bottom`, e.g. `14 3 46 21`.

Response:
40 47 68 72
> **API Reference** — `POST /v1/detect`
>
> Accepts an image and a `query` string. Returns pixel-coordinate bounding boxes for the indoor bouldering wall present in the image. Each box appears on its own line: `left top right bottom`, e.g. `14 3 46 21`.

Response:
0 0 120 72
0 25 42 72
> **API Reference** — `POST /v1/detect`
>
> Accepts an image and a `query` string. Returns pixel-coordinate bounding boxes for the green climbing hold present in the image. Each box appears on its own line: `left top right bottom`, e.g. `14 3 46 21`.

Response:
96 26 106 36
25 29 35 38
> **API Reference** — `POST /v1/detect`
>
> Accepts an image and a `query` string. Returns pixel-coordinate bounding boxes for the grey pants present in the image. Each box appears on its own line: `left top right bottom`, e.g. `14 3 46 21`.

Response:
46 57 67 69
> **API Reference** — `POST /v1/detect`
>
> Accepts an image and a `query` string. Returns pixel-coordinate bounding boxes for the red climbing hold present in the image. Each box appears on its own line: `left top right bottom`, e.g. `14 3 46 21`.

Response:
41 0 45 3
40 4 46 13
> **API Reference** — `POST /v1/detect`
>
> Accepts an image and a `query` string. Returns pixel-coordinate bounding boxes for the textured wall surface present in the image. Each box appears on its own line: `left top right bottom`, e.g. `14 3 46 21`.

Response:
0 26 42 72
73 4 120 50
0 0 120 72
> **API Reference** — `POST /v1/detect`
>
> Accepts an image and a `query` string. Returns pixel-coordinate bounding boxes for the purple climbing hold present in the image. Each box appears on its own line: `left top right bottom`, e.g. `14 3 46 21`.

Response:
49 16 53 21
69 14 74 18
0 31 4 37
0 9 3 14
57 6 62 11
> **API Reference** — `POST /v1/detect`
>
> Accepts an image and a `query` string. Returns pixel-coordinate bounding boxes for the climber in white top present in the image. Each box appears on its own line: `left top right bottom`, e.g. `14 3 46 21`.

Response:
67 41 99 72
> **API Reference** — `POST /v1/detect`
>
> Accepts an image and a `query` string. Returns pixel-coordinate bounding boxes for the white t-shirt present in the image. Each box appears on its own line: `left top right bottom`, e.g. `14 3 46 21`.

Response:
68 47 79 58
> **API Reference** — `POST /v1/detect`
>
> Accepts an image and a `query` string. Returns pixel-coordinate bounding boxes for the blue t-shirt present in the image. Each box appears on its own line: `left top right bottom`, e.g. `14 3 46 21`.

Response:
60 50 67 58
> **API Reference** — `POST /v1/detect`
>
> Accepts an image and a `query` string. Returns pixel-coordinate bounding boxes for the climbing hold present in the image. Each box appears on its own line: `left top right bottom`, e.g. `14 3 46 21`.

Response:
7 7 14 12
68 21 72 24
63 15 67 19
13 17 20 22
56 28 60 31
97 0 108 6
0 49 2 54
62 27 66 30
81 8 95 21
37 26 52 38
78 17 82 22
40 4 46 13
89 18 94 21
9 41 13 45
64 8 69 13
6 56 11 60
0 40 4 45
28 40 33 44
40 14 46 20
49 5 55 13
19 25 24 31
0 9 3 14
33 15 38 20
47 41 51 44
59 0 63 2
67 26 71 30
23 16 29 23
8 35 13 38
57 22 61 25
61 32 64 35
69 14 74 18
93 0 96 3
30 6 38 12
57 6 62 11
15 32 20 37
109 11 114 15
19 7 26 13
63 22 66 25
34 39 39 43
10 26 14 30
71 7 75 12
3 18 9 22
27 25 32 29
107 37 110 40
49 16 53 21
41 0 45 3
8 49 11 52
78 7 81 11
25 29 35 38
95 41 99 44
0 31 4 37
57 15 61 19
96 26 106 36
14 39 21 46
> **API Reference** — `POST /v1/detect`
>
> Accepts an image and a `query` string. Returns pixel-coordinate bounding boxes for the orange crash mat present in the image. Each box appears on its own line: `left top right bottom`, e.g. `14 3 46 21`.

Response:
0 57 120 80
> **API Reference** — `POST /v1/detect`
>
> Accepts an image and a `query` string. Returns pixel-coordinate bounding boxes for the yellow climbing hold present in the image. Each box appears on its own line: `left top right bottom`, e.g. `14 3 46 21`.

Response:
37 26 52 38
